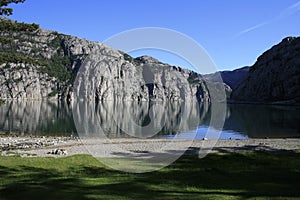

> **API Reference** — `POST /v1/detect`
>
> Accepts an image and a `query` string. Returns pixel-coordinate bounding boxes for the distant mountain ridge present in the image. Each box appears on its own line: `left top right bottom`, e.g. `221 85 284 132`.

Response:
204 66 250 89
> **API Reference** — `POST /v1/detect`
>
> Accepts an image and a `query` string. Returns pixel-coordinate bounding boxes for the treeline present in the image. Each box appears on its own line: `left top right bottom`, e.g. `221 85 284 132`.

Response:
0 20 39 32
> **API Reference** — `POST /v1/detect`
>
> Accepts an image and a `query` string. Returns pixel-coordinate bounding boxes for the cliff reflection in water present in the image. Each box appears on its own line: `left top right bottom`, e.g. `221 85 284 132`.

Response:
1 101 300 138
0 101 76 135
73 100 208 138
0 100 208 137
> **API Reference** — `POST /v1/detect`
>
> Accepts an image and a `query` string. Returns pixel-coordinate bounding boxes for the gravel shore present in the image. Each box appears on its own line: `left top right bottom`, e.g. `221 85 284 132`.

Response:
1 136 300 158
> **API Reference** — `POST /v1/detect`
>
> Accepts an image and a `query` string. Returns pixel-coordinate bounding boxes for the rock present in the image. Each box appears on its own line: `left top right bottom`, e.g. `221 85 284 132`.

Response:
231 37 300 104
47 149 67 155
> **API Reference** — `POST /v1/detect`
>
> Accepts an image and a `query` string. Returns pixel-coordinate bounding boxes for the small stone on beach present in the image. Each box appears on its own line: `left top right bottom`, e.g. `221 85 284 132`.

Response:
47 149 68 155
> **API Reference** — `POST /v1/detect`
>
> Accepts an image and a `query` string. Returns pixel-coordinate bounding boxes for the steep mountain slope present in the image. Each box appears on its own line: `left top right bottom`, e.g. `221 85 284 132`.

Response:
0 17 215 102
232 37 300 104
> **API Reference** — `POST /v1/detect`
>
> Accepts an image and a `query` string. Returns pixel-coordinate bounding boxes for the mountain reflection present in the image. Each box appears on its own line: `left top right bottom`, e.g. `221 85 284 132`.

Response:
73 100 208 138
1 101 300 138
0 100 208 138
0 101 76 135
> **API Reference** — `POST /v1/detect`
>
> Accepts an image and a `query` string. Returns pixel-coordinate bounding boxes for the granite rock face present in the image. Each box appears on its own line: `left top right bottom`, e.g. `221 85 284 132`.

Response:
0 17 104 100
0 18 219 102
0 63 57 99
232 37 300 104
74 52 211 102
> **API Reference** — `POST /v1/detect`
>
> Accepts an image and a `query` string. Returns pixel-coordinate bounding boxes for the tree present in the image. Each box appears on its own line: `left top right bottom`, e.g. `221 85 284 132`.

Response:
0 0 25 16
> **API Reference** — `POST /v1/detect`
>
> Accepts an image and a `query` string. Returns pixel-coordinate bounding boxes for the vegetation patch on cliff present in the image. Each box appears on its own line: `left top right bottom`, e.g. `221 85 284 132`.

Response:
0 19 39 32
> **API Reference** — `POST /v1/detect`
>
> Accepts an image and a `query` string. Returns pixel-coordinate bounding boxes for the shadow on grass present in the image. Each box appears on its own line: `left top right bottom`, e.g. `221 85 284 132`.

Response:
0 152 300 200
184 144 298 155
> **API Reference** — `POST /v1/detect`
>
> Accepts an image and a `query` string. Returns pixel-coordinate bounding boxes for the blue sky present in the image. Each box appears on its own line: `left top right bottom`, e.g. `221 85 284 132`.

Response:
8 0 300 73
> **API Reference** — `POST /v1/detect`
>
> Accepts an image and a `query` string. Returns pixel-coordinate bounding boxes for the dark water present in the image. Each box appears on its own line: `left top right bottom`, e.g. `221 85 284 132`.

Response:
0 101 300 139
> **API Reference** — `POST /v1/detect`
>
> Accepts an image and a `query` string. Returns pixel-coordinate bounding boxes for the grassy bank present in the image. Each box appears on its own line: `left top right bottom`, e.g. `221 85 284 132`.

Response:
0 152 300 200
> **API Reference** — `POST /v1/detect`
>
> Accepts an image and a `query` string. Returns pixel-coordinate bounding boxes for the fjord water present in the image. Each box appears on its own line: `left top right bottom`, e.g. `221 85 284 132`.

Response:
0 101 299 139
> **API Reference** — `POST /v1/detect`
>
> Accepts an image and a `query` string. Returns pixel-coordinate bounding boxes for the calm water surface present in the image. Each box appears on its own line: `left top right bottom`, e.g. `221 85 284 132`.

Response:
0 101 299 139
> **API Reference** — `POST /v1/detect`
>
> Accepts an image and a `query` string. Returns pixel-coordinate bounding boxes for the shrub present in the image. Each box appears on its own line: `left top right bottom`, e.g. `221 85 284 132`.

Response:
0 99 5 104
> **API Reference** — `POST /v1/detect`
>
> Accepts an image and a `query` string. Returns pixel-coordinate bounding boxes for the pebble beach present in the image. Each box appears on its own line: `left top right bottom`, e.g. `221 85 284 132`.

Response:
1 135 299 158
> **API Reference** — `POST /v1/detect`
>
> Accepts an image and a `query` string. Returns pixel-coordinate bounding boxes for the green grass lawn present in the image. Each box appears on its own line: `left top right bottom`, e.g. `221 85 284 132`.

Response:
0 152 300 200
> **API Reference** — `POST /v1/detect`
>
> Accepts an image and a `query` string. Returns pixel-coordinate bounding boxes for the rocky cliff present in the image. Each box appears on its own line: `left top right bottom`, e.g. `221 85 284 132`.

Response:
232 37 300 104
74 53 211 102
0 17 215 102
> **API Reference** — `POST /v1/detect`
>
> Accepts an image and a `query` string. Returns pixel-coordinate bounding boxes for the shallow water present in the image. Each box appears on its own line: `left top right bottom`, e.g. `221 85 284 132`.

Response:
0 101 299 139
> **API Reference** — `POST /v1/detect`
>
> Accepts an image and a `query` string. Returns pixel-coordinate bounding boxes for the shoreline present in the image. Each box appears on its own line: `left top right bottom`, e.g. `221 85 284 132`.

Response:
1 136 299 157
